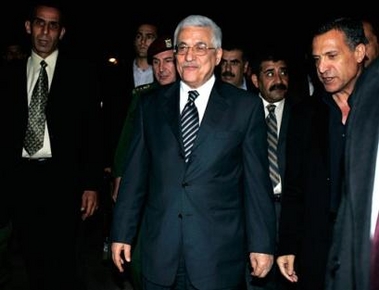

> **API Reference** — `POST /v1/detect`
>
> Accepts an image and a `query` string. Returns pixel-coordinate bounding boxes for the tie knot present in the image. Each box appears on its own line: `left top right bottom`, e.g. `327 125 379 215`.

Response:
267 104 276 113
40 60 47 69
188 90 199 102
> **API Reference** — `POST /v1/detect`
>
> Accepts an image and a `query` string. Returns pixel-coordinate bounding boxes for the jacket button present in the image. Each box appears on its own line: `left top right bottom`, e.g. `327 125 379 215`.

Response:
178 213 183 219
182 182 188 187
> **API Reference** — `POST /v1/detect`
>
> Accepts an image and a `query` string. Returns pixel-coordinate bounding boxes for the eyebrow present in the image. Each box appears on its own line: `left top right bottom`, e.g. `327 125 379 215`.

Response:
33 17 61 25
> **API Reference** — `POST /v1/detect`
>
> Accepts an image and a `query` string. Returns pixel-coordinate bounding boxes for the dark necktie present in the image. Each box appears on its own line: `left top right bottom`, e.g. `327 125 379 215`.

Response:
266 104 280 188
371 214 379 290
181 90 199 163
24 60 49 156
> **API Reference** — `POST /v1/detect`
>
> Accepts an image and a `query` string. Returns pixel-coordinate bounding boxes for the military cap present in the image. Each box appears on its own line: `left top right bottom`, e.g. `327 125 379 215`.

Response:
147 35 174 64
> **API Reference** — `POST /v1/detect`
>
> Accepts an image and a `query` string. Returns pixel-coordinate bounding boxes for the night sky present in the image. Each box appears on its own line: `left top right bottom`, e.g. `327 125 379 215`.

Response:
2 0 376 65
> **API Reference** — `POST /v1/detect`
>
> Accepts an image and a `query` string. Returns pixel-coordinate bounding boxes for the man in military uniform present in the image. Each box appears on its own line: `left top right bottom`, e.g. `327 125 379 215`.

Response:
110 35 177 290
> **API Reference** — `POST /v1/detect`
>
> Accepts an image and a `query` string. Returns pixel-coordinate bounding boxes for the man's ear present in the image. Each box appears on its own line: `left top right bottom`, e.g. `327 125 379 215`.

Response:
251 74 259 89
356 43 367 64
25 21 32 35
59 27 66 40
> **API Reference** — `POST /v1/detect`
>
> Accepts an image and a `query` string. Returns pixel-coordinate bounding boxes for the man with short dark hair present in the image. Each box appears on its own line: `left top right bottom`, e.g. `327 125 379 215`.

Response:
277 17 367 290
248 46 297 290
362 18 379 67
219 39 253 90
0 2 103 289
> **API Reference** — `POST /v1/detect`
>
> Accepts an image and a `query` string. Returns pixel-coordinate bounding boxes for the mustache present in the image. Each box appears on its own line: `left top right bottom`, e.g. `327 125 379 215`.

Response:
269 83 287 91
221 71 235 78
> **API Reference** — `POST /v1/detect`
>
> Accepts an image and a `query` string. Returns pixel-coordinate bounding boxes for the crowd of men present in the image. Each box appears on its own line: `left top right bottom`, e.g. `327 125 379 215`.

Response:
1 2 379 290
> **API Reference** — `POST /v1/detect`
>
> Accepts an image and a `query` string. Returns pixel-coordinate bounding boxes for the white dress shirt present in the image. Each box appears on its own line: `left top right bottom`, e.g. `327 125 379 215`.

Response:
180 75 215 125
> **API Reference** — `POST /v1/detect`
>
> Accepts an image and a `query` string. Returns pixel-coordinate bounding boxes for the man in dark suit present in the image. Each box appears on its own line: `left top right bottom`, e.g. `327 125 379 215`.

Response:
218 37 255 92
1 2 103 290
248 47 298 290
110 14 276 290
325 57 379 290
276 17 367 290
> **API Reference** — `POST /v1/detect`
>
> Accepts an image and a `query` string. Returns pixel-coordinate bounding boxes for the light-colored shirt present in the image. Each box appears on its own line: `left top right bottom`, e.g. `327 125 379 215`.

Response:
260 95 286 194
180 75 215 125
133 59 153 87
22 50 58 158
260 96 285 135
239 77 248 90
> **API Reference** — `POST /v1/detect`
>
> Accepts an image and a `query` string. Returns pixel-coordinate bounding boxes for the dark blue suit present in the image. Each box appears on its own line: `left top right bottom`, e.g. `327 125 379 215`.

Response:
111 80 276 289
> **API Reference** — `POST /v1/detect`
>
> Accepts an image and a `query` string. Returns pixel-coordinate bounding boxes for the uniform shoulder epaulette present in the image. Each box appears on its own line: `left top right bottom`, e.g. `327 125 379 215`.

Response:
133 83 153 94
133 83 157 94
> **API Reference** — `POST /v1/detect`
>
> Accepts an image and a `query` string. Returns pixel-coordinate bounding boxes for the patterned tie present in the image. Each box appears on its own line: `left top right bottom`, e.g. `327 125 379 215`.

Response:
266 104 280 188
371 214 379 290
24 60 49 156
181 90 199 163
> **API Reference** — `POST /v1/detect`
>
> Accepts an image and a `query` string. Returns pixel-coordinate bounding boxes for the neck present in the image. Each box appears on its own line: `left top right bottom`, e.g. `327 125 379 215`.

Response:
135 57 149 70
332 94 350 125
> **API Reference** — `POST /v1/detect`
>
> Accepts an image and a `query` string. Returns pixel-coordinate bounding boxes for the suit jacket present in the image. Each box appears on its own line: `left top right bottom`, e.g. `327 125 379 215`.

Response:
278 92 336 290
110 80 276 289
277 98 293 189
1 51 104 209
325 57 379 290
247 97 296 290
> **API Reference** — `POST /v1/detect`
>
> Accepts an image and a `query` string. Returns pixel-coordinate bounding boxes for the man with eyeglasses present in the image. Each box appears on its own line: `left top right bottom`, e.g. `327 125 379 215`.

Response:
110 14 276 290
0 2 103 290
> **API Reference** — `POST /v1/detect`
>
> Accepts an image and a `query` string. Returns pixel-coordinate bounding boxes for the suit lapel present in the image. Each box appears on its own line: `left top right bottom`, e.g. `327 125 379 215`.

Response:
162 82 229 160
278 99 291 147
162 82 183 150
191 86 228 153
277 99 291 177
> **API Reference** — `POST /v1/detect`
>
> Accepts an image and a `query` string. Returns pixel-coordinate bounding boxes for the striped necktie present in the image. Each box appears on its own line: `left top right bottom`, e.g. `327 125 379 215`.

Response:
266 104 280 188
181 90 199 163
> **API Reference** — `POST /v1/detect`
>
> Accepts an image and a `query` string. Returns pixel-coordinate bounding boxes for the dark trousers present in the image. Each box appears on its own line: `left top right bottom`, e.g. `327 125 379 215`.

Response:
142 256 197 290
0 223 12 288
143 255 244 290
246 262 297 290
245 201 297 290
10 159 83 290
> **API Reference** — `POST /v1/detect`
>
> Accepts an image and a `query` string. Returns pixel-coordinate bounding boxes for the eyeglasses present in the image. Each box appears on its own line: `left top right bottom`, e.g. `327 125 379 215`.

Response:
174 43 216 56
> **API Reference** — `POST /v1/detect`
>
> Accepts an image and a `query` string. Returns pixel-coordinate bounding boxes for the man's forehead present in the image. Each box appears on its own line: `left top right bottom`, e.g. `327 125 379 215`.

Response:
223 50 243 58
137 24 157 34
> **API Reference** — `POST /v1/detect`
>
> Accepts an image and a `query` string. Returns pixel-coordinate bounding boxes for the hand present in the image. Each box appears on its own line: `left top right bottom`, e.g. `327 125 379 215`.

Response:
112 177 121 202
249 252 274 278
111 242 131 272
276 254 298 282
81 190 98 220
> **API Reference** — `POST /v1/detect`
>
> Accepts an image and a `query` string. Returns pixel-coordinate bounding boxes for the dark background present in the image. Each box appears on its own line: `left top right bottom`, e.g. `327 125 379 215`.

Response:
2 1 377 66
